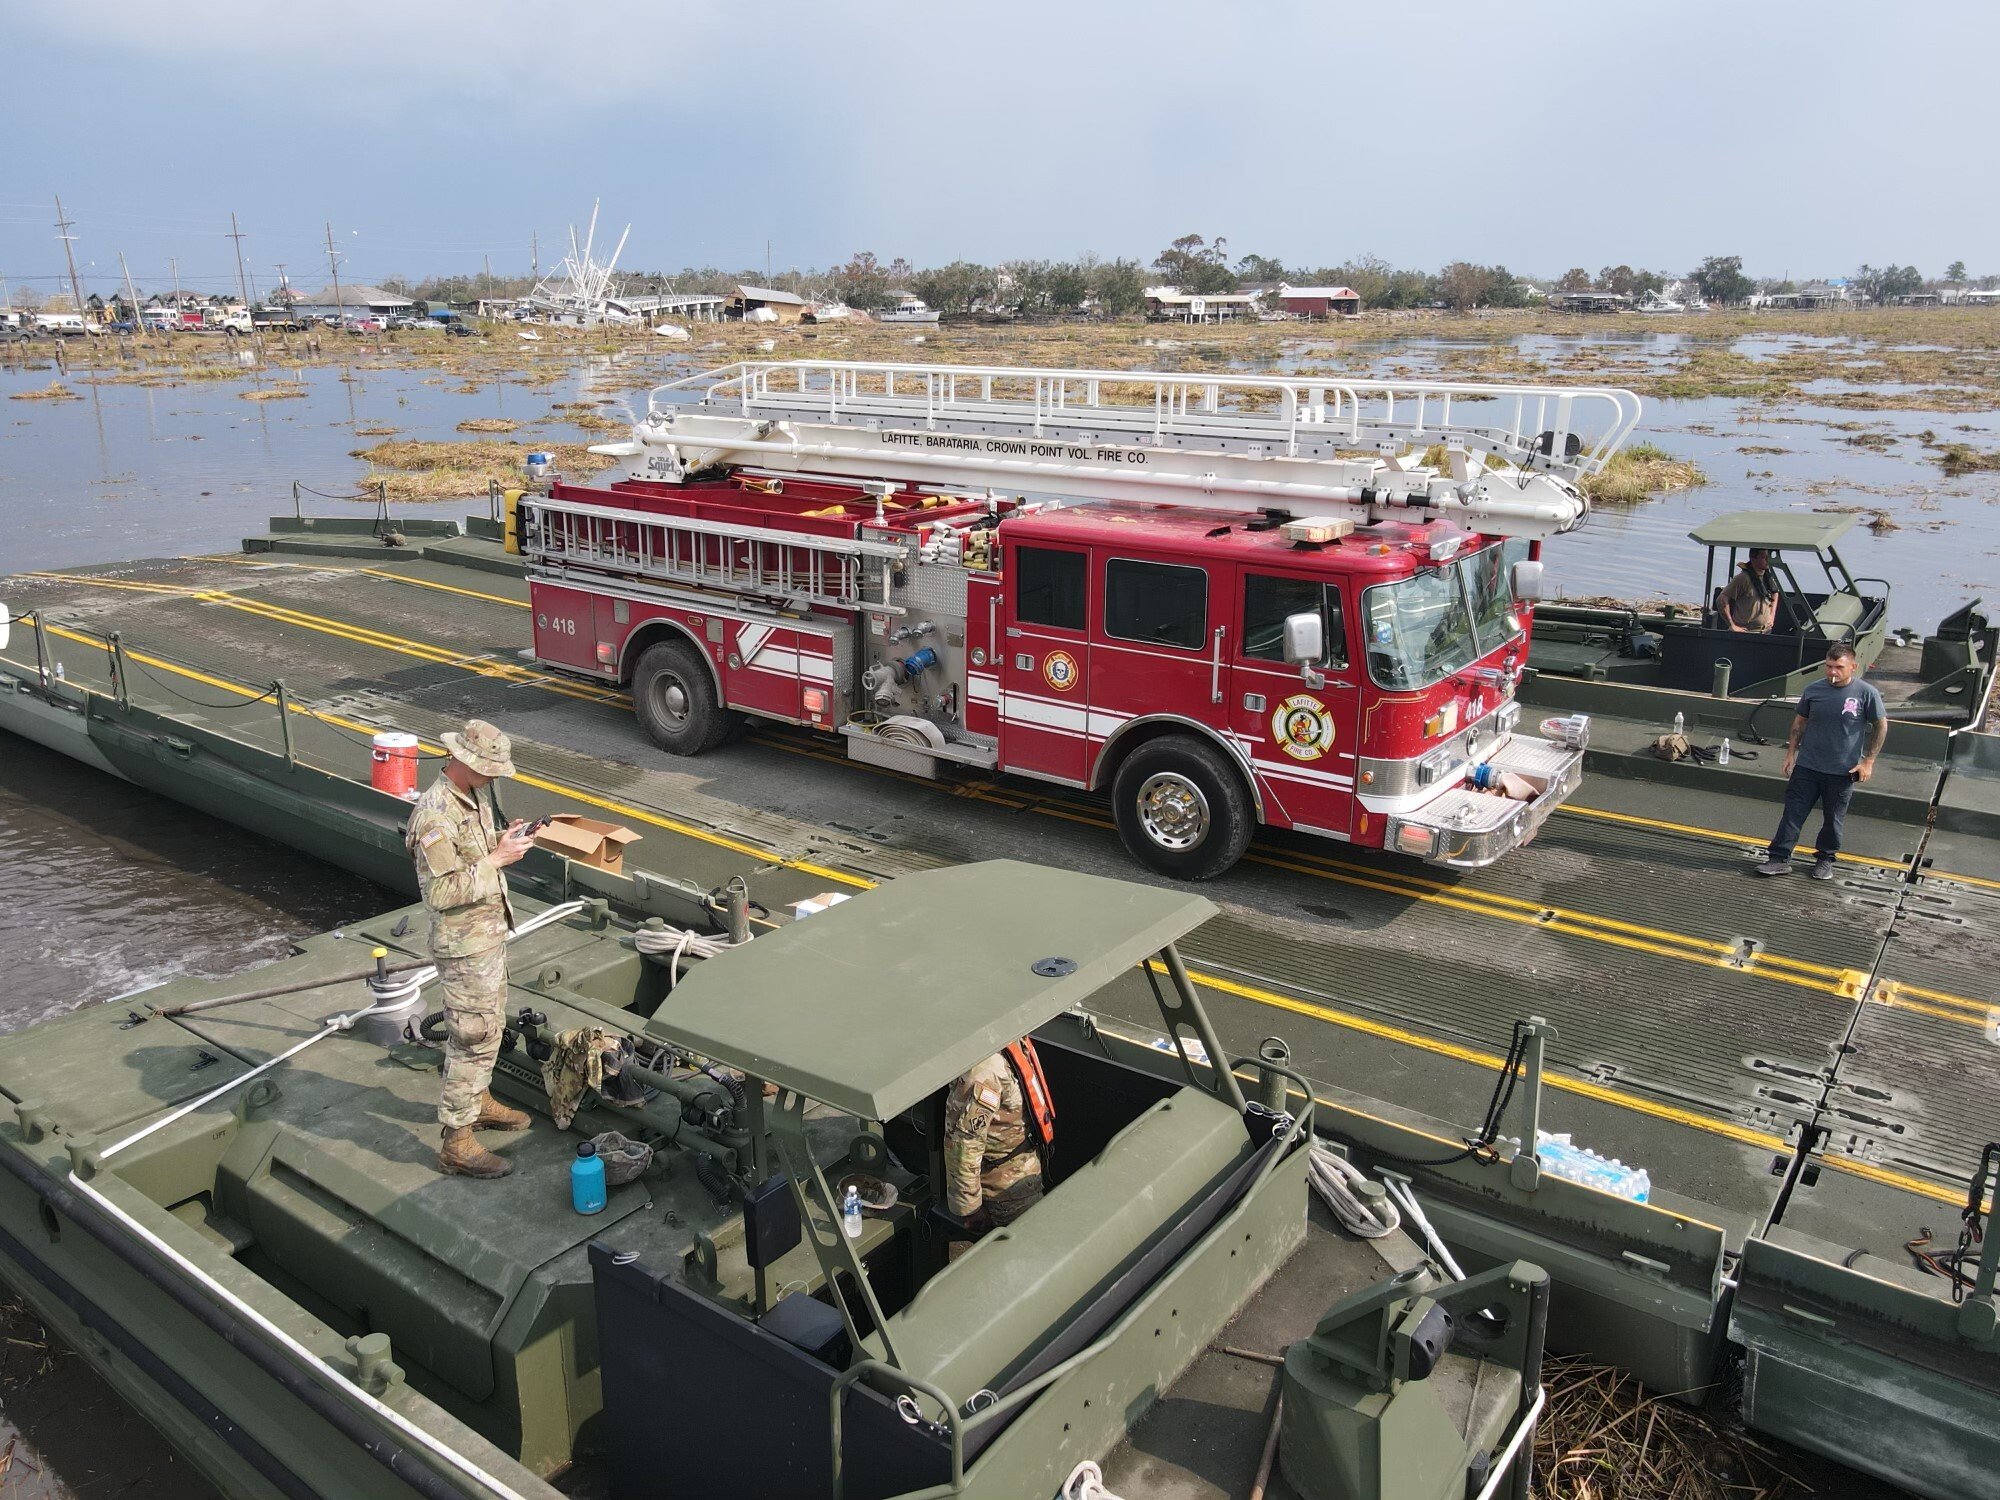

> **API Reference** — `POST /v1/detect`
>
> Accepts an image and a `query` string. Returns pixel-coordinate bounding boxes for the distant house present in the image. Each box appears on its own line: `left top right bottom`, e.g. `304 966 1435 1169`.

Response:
294 283 416 321
1551 291 1630 314
1794 281 1856 310
729 285 808 323
1947 286 2000 306
1144 285 1258 323
1276 284 1362 319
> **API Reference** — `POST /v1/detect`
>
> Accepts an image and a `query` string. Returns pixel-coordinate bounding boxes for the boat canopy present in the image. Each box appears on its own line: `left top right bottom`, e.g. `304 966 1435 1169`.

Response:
1688 510 1857 552
647 861 1216 1120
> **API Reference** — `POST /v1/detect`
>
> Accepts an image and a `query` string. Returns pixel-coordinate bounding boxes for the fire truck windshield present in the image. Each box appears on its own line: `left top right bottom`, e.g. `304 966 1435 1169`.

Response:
1363 540 1529 690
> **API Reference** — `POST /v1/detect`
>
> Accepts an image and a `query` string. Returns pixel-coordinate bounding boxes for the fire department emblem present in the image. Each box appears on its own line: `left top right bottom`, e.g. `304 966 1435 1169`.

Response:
1043 650 1079 692
1272 694 1336 761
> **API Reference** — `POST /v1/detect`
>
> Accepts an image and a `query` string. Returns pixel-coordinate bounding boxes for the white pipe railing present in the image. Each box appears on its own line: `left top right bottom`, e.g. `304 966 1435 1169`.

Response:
652 359 1644 479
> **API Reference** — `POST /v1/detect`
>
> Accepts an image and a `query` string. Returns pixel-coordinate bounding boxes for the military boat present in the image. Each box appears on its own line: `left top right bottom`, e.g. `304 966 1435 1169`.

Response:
0 476 1997 1494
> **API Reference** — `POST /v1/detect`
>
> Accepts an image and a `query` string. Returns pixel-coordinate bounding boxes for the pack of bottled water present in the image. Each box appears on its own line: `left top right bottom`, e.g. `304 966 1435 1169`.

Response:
1534 1131 1651 1201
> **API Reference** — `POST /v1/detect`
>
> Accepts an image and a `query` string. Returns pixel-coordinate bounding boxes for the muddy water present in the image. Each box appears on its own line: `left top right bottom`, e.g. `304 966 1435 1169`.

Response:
0 737 388 1496
2 330 1998 622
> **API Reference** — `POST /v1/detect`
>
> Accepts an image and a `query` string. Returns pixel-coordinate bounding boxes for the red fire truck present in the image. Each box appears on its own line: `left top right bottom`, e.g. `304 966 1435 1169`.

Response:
516 360 1641 879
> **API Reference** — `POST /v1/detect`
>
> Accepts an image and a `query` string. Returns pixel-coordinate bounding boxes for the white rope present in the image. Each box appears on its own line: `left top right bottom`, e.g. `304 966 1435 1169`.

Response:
1306 1141 1401 1239
1060 1461 1128 1500
106 900 588 1159
632 921 746 989
1384 1178 1466 1282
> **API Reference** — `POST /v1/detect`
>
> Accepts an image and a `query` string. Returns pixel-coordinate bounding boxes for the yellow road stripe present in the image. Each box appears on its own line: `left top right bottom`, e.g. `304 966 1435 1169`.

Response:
1170 959 1977 1209
1161 960 1788 1151
4 630 1979 1208
12 627 867 890
16 571 1986 1020
192 553 532 610
354 568 529 609
1564 800 2000 897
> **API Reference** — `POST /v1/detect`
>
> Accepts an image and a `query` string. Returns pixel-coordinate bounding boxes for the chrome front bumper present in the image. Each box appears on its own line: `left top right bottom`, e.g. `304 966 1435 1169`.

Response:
1385 734 1587 869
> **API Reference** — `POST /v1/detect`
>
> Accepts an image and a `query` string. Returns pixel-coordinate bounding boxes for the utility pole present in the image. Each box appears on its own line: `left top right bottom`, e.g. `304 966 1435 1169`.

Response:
228 212 263 355
767 239 772 283
171 256 182 306
118 250 145 343
325 221 344 326
227 213 252 308
274 262 289 302
531 231 538 285
54 196 87 316
483 252 491 289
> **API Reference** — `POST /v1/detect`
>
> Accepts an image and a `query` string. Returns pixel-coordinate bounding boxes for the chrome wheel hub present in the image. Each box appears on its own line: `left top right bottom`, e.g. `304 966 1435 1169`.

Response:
1136 772 1210 851
652 677 690 723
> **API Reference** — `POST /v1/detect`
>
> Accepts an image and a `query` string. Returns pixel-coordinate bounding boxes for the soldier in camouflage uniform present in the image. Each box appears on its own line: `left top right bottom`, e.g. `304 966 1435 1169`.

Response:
942 1045 1051 1253
406 720 537 1179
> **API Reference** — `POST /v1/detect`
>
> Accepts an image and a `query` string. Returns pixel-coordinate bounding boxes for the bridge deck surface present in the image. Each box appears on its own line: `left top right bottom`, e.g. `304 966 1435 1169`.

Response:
4 535 1995 1268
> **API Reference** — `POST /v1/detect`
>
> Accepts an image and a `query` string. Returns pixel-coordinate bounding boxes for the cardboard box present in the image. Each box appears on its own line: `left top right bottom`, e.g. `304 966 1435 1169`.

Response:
532 814 640 874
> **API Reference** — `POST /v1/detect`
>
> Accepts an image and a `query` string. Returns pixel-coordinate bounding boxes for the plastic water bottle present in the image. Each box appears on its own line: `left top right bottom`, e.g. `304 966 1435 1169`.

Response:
571 1140 607 1215
842 1184 864 1240
1672 711 1685 737
1718 738 1731 765
1534 1131 1650 1202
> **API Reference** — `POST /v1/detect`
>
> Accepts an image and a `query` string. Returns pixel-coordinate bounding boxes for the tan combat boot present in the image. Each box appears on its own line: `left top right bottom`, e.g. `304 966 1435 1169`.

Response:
475 1092 531 1132
438 1126 513 1178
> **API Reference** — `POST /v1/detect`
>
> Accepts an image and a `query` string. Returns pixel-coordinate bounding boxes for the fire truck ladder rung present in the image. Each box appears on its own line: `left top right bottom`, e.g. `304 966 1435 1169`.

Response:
521 494 906 612
653 360 1643 483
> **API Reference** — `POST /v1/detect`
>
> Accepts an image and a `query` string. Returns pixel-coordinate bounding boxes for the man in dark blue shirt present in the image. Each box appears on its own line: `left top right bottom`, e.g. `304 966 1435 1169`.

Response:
1754 643 1888 881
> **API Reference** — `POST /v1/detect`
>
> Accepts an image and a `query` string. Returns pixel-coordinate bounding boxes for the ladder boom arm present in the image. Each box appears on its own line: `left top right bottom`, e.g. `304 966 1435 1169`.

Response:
607 360 1645 542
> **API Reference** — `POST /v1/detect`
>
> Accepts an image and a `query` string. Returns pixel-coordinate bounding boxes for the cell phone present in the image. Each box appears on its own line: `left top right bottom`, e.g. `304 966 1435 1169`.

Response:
1848 769 1862 782
518 816 553 837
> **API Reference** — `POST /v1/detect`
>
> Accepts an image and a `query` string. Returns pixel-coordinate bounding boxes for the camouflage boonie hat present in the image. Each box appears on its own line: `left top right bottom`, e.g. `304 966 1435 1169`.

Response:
442 719 515 777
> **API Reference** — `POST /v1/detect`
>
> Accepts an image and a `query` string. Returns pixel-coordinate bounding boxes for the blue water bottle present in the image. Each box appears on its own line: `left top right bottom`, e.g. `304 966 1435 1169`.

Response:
571 1140 607 1215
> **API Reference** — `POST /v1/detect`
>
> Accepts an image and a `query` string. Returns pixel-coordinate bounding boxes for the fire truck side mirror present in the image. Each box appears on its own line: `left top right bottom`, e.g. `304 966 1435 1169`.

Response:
1282 612 1324 666
1510 560 1546 602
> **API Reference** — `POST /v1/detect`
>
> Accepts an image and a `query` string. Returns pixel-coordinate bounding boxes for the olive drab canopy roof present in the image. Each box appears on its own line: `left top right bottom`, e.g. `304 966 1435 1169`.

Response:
647 861 1216 1120
1688 511 1857 552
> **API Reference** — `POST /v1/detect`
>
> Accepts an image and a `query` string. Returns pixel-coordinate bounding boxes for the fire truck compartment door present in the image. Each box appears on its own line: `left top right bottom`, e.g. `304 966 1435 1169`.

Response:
1230 575 1359 837
720 616 849 726
1000 543 1092 784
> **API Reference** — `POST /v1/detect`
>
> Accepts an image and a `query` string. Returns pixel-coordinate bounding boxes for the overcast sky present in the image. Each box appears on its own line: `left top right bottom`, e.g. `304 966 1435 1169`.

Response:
2 0 1991 301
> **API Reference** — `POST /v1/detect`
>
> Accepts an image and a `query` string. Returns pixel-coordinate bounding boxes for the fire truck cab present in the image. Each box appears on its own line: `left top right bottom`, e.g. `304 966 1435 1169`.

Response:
518 360 1639 879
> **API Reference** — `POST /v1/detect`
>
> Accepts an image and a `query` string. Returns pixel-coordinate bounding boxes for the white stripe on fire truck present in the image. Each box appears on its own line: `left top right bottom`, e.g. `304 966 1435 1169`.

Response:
736 648 834 684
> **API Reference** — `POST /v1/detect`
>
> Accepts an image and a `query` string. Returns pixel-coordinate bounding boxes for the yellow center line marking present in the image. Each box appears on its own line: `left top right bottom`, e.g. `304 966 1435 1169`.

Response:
354 567 529 609
10 628 866 891
192 553 533 610
1562 801 2000 897
17 573 1989 1019
2 632 1982 1209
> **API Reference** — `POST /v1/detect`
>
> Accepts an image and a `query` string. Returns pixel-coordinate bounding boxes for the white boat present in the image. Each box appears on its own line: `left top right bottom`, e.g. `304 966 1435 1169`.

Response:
874 292 940 325
1635 291 1686 314
802 296 852 323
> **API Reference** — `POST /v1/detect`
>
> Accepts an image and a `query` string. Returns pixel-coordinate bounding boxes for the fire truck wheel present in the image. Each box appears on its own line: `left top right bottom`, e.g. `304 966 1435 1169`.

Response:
1111 737 1253 881
633 639 738 755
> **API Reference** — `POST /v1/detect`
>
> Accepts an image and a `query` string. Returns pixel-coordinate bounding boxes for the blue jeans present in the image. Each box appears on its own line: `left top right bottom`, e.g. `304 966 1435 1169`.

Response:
1768 767 1855 862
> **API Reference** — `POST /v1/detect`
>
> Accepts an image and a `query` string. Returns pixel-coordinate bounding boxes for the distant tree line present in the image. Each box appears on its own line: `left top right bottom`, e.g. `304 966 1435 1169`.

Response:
369 237 1996 316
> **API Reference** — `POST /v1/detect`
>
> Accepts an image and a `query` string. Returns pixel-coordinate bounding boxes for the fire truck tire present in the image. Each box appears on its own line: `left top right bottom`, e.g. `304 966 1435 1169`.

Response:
1111 737 1253 881
633 639 739 756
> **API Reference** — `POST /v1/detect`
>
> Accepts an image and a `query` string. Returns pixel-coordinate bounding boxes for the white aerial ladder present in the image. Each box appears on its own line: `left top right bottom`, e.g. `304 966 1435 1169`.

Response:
590 359 1644 542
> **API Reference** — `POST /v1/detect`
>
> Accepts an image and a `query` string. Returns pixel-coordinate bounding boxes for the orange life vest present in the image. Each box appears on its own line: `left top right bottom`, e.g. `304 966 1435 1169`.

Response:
1003 1038 1056 1154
